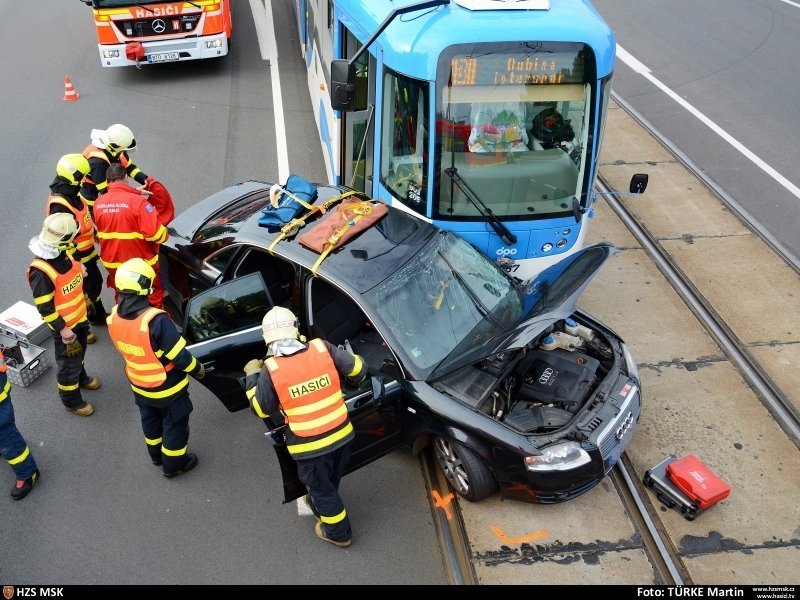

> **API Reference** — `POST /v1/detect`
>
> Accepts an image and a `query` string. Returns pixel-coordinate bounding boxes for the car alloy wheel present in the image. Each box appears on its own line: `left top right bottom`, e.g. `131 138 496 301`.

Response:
433 436 497 502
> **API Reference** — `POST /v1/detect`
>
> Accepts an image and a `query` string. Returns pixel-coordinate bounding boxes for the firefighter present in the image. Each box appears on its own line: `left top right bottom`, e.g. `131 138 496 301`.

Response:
1 349 41 500
79 123 157 214
27 213 100 417
93 163 168 308
46 153 109 337
243 307 367 548
106 258 205 477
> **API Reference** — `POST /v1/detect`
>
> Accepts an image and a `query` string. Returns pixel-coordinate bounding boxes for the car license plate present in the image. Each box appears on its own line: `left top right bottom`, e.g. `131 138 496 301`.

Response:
147 52 180 63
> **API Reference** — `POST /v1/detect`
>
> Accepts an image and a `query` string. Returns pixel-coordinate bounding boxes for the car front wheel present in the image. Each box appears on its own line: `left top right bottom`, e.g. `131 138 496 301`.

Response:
433 437 497 502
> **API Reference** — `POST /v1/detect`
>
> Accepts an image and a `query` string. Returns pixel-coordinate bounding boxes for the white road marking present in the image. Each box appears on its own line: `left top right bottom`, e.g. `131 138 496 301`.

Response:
250 0 290 182
616 44 800 201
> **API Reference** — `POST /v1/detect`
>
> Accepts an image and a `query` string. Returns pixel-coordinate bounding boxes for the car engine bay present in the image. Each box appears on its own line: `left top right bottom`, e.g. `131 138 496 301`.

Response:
435 317 618 434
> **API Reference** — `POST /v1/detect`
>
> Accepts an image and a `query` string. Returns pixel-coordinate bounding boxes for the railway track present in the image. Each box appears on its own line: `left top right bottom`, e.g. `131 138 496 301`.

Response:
426 92 800 586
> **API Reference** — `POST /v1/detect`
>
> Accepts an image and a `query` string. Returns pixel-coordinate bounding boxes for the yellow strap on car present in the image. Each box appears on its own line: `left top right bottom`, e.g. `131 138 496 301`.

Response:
310 201 375 277
267 190 360 255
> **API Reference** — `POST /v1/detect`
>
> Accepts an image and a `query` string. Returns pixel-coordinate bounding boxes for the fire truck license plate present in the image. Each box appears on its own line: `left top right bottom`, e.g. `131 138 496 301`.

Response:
147 52 180 63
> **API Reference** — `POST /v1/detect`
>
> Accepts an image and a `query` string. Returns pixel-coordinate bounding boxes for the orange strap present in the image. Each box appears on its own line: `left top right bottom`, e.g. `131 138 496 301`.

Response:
310 201 375 276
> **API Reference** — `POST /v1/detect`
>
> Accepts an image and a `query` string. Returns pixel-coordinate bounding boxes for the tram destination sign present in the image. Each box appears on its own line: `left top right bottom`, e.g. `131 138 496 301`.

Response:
450 53 584 86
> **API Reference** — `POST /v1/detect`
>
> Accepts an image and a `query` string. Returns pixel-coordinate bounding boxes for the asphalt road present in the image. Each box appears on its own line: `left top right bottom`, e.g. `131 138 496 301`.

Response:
0 0 446 585
593 0 800 260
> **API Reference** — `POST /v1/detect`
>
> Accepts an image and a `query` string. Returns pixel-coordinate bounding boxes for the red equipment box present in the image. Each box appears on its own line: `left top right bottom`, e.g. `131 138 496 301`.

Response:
643 455 730 520
667 454 731 510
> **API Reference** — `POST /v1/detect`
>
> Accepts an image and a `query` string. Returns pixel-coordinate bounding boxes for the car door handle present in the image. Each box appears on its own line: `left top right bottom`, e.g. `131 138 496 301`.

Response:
201 360 216 373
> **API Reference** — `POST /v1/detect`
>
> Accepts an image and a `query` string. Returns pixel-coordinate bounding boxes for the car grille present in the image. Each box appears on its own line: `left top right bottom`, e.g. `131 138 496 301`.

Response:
595 385 640 457
113 14 201 39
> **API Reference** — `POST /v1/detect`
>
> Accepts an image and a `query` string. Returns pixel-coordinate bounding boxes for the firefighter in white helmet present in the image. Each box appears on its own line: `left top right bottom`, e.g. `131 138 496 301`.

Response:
79 123 158 214
106 258 205 477
27 213 100 417
243 306 366 548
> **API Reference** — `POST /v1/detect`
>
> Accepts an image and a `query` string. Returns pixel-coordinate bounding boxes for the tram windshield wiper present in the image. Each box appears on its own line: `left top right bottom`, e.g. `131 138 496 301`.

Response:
444 167 517 246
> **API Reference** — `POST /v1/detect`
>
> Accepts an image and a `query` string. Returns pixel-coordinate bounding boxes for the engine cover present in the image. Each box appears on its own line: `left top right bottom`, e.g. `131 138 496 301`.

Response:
518 347 600 407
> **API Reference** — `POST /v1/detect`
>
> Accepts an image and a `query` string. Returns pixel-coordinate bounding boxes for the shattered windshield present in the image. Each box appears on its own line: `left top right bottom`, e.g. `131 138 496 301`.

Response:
364 231 522 379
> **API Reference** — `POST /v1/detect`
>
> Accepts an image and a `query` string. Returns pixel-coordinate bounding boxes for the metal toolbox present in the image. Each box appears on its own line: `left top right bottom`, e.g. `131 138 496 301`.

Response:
0 301 50 345
643 455 702 520
0 333 51 388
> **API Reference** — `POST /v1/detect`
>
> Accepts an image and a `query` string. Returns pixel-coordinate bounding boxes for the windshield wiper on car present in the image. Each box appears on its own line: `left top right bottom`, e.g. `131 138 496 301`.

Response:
437 251 504 328
443 167 517 246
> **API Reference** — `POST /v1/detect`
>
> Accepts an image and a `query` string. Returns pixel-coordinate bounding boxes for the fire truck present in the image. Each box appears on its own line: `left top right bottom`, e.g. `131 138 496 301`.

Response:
81 0 232 68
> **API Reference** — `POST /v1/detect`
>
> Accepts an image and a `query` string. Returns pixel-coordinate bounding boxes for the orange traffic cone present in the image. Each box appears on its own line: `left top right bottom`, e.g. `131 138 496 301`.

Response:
63 76 80 101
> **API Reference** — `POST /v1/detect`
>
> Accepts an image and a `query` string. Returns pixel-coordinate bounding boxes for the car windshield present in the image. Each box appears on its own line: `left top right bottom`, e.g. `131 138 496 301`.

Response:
364 231 523 379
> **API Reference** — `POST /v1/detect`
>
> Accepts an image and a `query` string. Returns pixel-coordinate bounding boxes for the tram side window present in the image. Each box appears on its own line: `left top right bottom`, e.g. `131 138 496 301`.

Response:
380 69 429 216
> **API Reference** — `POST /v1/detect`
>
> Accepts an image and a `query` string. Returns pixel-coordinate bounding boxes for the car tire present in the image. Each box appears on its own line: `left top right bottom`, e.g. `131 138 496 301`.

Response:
433 437 497 502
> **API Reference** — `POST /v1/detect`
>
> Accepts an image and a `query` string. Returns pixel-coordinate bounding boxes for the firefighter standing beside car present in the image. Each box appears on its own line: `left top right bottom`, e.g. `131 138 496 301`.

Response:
106 258 205 478
79 123 156 214
27 213 101 417
243 306 366 548
46 153 109 336
93 163 168 308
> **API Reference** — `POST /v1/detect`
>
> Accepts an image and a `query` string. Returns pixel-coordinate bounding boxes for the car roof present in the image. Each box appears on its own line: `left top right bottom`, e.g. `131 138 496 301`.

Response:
224 182 438 295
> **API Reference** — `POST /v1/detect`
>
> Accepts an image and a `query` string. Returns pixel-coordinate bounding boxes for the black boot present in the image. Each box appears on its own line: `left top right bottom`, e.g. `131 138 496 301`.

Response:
89 299 109 325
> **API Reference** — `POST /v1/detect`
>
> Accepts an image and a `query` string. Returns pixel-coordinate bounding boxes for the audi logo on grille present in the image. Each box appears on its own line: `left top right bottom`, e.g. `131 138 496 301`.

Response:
152 19 166 33
538 368 554 384
615 412 634 440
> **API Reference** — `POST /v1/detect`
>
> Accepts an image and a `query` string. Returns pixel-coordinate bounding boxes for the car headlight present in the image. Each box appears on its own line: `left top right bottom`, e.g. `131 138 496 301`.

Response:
622 343 639 381
524 442 591 472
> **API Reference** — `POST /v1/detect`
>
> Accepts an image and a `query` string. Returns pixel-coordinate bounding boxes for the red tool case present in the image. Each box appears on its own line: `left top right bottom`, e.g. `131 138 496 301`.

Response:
643 455 730 520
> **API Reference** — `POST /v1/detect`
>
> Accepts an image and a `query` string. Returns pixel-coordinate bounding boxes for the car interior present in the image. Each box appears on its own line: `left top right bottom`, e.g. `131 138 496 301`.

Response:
308 278 392 372
232 247 295 307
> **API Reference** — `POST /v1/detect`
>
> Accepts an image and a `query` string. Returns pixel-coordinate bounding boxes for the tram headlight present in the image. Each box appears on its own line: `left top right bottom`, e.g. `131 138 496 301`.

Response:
541 242 553 253
524 442 590 472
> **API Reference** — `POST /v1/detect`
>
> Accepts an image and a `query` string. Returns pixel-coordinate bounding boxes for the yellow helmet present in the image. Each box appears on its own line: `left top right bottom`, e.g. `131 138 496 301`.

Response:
101 123 137 155
261 306 299 345
56 153 90 186
115 258 155 295
38 213 79 249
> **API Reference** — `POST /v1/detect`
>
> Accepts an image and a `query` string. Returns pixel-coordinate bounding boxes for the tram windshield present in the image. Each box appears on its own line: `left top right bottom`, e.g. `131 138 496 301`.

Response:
434 42 594 221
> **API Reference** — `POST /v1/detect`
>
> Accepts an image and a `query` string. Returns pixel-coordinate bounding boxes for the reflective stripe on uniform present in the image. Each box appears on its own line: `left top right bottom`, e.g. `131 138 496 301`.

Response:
145 436 163 446
287 421 354 456
0 380 10 402
7 446 30 466
320 508 347 525
162 444 187 457
130 377 189 399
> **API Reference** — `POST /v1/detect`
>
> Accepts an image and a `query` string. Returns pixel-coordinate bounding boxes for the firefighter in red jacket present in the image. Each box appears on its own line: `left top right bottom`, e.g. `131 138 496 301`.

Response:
93 163 169 308
79 123 155 214
107 258 205 477
27 213 101 417
1 350 41 500
46 153 108 338
243 307 366 548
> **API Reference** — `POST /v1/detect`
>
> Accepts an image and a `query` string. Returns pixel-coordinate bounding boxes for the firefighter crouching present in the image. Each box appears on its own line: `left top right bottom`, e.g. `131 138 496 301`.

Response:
46 153 109 337
27 214 101 417
243 307 367 547
106 258 205 477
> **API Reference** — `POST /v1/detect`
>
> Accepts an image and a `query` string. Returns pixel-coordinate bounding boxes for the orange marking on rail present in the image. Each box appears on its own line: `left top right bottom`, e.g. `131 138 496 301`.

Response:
432 490 455 520
491 525 549 545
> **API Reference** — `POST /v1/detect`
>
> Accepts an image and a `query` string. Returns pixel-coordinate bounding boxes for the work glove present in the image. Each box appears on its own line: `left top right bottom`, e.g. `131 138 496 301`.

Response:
243 359 264 376
61 328 83 358
195 364 206 380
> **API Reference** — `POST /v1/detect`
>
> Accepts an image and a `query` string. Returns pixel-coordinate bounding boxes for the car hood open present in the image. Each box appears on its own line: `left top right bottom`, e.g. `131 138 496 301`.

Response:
430 243 618 379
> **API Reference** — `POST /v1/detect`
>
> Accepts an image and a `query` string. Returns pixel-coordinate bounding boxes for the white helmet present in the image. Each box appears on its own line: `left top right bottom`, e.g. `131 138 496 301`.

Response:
39 213 79 249
101 123 137 154
261 306 299 345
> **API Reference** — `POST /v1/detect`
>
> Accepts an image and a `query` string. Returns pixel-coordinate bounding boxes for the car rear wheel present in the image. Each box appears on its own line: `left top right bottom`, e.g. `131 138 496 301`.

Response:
433 437 497 502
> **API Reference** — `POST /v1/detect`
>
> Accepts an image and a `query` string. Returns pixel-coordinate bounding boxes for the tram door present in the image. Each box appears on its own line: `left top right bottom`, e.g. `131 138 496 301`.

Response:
341 29 375 194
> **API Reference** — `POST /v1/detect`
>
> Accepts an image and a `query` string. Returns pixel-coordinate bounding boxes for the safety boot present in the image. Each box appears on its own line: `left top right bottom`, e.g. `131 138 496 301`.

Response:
86 331 97 344
88 300 109 326
163 453 198 479
11 470 40 500
81 377 101 390
65 401 94 416
314 521 351 548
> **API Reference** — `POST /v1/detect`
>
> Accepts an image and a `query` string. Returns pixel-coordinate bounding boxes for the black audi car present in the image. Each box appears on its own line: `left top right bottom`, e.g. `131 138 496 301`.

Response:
159 180 641 504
